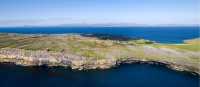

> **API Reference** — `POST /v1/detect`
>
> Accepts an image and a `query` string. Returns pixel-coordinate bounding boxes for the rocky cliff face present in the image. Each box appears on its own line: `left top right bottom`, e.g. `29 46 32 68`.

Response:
0 48 199 76
0 48 117 70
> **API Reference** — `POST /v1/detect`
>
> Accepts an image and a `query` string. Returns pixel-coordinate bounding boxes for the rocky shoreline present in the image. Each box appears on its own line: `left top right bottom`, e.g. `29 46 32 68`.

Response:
117 59 200 76
0 51 199 76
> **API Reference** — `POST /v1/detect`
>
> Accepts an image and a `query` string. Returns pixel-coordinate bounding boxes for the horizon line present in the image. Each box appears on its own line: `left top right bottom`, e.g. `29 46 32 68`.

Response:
0 24 199 28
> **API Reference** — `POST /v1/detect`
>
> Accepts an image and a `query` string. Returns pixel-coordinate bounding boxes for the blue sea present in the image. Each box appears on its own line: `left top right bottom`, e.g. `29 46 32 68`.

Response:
0 63 199 87
0 26 199 87
0 26 199 43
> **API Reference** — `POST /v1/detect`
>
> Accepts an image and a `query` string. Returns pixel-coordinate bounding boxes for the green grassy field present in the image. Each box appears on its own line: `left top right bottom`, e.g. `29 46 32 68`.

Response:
0 33 156 58
152 38 200 52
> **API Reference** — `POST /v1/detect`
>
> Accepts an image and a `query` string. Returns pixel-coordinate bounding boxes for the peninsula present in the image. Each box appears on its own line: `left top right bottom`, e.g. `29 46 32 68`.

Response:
0 33 199 75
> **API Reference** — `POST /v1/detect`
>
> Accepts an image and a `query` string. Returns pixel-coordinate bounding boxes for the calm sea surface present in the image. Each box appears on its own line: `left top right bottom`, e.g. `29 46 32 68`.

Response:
0 27 199 87
0 63 199 87
0 26 199 43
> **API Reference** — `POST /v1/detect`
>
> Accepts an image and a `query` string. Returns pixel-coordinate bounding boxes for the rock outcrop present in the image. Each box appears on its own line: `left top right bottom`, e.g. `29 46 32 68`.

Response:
0 48 199 76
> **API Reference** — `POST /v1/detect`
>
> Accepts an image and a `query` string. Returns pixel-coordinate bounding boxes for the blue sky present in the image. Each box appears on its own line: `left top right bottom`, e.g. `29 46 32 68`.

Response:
0 0 199 26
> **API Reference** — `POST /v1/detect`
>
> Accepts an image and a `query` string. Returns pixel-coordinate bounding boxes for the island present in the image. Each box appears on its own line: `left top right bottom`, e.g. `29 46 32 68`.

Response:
0 33 199 75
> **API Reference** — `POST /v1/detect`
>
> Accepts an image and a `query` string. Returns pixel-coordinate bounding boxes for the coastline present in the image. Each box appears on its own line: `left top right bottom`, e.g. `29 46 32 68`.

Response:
0 56 199 76
0 48 199 76
0 33 199 76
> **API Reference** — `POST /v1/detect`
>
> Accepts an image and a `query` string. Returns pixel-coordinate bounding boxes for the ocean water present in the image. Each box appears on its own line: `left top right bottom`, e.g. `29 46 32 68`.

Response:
0 63 199 87
0 26 199 43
